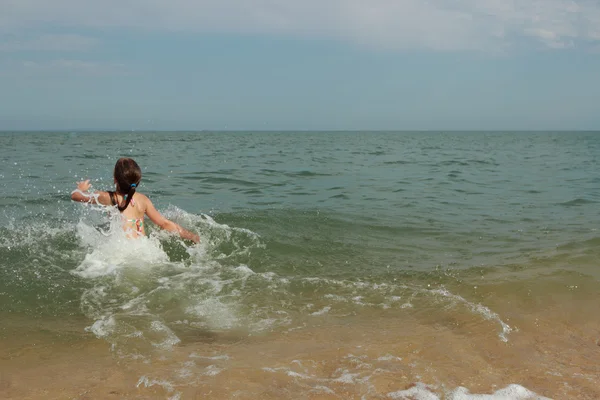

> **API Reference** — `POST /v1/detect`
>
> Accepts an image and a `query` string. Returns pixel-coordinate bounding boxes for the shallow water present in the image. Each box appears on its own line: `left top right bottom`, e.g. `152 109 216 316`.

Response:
1 131 599 399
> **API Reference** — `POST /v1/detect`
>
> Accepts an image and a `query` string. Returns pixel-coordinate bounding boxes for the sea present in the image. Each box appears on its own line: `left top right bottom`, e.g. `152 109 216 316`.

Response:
0 131 598 399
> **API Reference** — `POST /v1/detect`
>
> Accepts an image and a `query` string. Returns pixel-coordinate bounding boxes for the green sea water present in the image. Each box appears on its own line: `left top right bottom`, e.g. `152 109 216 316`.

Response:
1 131 599 398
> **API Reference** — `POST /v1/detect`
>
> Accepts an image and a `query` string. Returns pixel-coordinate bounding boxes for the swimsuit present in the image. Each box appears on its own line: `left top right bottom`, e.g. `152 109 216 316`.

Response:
125 217 144 234
108 191 144 234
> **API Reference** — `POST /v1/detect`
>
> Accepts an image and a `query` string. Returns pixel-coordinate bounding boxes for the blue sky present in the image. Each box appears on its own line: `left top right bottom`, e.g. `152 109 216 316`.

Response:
1 0 600 130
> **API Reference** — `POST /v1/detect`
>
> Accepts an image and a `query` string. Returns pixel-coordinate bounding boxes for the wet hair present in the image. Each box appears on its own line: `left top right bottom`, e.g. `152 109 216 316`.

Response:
113 157 142 212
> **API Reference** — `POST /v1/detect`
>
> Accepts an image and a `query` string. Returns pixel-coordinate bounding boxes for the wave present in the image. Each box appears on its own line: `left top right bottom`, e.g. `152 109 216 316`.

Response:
0 204 507 365
0 205 575 368
388 383 550 399
183 175 260 187
383 160 411 165
557 198 596 207
284 170 334 178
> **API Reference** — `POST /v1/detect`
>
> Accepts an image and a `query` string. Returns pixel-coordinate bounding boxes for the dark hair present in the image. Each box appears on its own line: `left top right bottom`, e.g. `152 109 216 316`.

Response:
114 158 142 212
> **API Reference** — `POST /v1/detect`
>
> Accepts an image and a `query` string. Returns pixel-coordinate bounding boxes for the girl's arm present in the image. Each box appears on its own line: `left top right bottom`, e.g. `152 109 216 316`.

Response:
144 198 200 243
71 179 111 205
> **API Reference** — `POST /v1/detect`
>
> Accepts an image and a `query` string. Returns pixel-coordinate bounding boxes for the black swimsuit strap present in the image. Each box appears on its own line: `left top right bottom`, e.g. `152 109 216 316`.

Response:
108 191 118 206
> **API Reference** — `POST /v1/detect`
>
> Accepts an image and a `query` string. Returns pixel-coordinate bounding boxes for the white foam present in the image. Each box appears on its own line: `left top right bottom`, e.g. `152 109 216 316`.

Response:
203 365 223 376
430 288 513 342
193 212 260 239
260 355 553 400
0 219 75 249
311 385 335 394
85 315 116 338
324 294 348 302
388 383 439 400
163 206 264 258
347 358 372 370
177 368 193 379
310 306 331 316
333 370 360 384
234 265 255 275
287 370 312 379
186 298 239 330
377 354 402 362
188 353 230 360
136 375 177 394
149 321 181 348
189 353 230 361
353 295 370 306
388 384 551 400
447 384 551 399
72 218 171 279
252 315 293 332
75 257 120 278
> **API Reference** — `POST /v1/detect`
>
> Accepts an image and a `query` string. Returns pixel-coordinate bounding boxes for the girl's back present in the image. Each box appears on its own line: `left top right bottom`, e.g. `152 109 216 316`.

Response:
107 191 147 236
71 158 200 243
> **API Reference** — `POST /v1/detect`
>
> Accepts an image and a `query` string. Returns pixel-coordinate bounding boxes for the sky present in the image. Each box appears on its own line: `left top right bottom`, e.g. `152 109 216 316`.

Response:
1 0 600 131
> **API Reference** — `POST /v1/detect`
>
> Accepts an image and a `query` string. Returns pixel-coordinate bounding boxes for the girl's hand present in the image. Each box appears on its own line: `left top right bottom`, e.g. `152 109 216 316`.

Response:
77 179 92 192
180 228 200 244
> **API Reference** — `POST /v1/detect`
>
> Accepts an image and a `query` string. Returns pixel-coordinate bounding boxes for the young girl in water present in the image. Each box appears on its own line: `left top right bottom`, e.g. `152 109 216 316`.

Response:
71 157 200 243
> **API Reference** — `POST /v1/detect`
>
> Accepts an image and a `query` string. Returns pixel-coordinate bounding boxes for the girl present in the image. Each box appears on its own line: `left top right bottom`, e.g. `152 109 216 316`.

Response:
71 157 200 243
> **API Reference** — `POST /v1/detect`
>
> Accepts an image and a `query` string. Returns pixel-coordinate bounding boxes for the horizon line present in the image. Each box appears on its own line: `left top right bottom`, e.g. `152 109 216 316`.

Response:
1 129 600 133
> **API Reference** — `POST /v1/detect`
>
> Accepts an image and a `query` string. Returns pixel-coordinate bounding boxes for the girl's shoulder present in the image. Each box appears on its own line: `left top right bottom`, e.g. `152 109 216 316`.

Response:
134 192 150 200
133 192 152 208
95 190 112 206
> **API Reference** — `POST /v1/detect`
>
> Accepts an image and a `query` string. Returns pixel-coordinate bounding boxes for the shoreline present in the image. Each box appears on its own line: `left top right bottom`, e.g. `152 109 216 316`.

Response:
2 281 598 399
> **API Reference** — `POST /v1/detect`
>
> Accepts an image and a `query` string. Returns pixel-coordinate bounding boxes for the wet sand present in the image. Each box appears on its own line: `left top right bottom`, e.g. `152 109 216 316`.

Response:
1 275 599 399
1 319 598 398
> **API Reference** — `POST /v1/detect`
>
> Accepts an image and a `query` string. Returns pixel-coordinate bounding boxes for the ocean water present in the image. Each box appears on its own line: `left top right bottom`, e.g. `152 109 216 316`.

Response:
0 131 599 399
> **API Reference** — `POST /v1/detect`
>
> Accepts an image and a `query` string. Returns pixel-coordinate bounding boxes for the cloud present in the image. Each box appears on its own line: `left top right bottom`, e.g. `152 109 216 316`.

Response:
0 34 98 52
1 0 600 52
